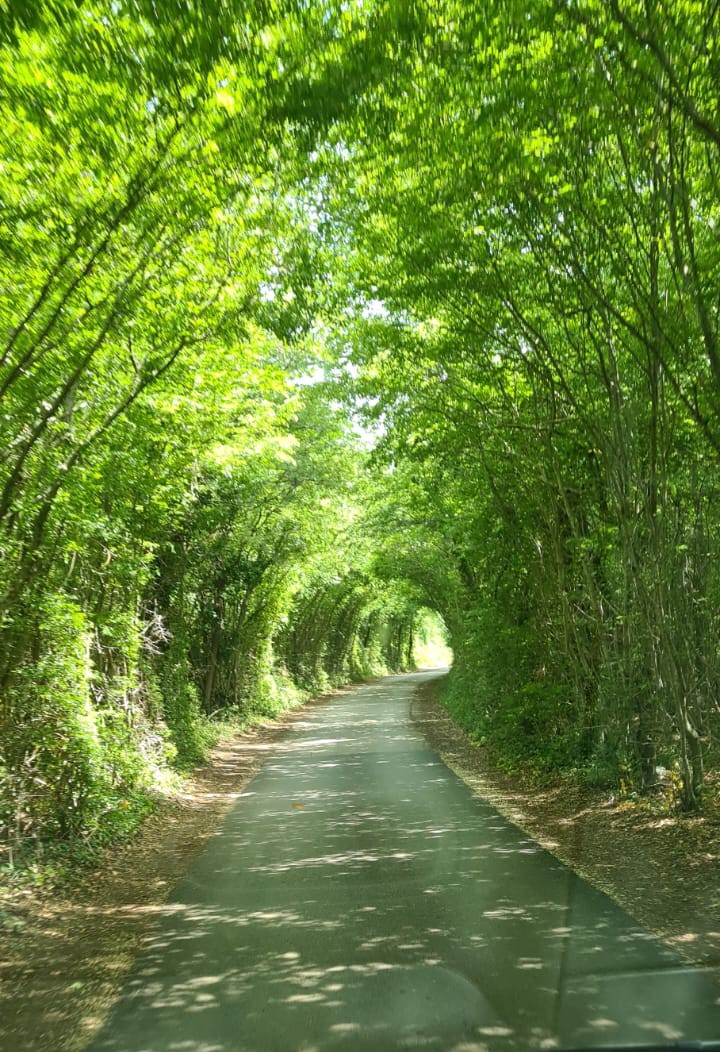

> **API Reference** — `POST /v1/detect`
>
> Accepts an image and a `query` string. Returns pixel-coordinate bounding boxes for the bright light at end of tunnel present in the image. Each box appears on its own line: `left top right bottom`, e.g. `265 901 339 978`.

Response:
413 608 453 669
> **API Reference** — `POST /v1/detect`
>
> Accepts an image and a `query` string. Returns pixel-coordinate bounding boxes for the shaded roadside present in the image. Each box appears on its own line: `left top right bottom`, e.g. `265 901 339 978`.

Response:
0 686 347 1052
411 675 720 974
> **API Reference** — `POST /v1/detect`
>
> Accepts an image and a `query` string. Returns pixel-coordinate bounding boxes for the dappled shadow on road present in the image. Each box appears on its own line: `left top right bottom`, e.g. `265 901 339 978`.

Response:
85 675 720 1052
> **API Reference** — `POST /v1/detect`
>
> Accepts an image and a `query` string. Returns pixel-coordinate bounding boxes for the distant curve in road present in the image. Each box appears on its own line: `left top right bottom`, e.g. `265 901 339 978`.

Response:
85 671 720 1052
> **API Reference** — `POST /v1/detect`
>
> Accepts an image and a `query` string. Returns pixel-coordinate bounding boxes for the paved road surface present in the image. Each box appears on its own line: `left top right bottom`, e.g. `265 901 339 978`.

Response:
86 671 720 1051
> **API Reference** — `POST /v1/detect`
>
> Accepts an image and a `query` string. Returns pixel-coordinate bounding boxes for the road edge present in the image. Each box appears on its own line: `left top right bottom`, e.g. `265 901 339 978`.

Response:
410 674 720 975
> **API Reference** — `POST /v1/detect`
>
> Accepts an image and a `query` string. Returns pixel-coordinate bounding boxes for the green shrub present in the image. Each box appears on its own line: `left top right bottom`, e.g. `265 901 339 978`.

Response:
1 595 102 843
159 637 207 767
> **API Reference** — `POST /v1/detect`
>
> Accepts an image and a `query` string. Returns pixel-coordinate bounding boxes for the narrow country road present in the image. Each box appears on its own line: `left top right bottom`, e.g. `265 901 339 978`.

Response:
86 672 720 1052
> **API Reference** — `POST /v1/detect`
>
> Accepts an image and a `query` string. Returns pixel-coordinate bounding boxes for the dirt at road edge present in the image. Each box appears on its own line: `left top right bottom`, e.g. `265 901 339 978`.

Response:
0 688 343 1052
411 676 720 975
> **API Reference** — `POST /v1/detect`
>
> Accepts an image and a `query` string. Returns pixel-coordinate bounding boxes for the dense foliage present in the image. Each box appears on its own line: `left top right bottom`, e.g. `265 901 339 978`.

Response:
321 0 720 809
0 1 420 861
2 0 719 866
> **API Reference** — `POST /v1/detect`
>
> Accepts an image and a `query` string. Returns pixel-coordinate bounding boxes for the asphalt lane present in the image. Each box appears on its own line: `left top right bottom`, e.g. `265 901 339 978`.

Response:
85 671 720 1052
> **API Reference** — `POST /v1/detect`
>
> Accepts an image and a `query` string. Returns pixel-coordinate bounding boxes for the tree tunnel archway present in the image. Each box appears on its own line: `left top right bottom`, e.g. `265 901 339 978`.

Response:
412 607 453 670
